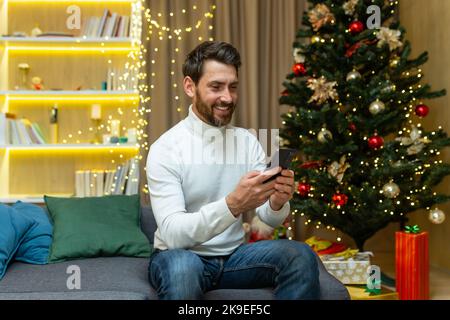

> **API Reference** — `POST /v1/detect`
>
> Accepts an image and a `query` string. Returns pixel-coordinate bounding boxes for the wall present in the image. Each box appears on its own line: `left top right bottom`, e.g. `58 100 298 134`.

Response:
399 0 450 270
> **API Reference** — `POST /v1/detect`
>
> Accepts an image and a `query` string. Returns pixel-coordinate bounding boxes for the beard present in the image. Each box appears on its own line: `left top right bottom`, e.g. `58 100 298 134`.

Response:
194 90 236 127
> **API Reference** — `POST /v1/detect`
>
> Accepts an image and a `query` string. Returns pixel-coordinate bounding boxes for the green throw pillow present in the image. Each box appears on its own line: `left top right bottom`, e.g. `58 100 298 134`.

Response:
44 194 152 263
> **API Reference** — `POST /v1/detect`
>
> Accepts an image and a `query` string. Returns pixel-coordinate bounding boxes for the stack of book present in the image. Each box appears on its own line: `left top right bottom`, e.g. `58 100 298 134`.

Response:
0 112 47 145
81 9 130 38
75 157 140 197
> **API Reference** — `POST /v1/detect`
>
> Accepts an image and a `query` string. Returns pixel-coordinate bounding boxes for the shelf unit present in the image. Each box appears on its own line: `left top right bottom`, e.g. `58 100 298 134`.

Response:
0 0 143 203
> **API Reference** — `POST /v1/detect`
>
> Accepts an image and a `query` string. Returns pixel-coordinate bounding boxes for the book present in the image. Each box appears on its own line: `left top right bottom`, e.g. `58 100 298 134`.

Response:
0 112 6 145
75 171 85 197
97 9 111 38
95 170 104 196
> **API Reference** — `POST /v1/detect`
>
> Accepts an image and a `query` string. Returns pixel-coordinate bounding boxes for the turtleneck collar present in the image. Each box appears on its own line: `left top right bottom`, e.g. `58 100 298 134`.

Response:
185 104 229 134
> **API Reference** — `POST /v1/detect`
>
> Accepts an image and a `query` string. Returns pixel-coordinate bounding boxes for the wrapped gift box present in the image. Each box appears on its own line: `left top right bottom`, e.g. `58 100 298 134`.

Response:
320 252 372 285
346 285 399 300
395 231 429 300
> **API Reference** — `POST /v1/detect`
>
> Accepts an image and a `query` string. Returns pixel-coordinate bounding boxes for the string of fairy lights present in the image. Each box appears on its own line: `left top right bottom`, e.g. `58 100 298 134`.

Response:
50 1 216 195
133 2 217 194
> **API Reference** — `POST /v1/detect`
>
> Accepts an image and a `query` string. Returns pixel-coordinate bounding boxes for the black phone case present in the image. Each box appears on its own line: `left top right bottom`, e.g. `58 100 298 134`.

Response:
263 149 297 183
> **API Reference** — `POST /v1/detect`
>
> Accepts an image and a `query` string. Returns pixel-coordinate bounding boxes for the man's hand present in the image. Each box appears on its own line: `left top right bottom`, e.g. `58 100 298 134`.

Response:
226 167 282 217
269 169 295 211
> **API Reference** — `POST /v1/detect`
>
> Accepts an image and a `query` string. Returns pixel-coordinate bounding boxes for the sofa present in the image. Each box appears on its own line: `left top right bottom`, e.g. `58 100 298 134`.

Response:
0 206 350 300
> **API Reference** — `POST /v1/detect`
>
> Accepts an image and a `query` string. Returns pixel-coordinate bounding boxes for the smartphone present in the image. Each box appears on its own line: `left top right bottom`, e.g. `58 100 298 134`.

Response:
263 148 298 183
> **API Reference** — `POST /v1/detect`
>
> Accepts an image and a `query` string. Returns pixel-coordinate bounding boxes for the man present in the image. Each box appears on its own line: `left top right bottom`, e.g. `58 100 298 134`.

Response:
146 41 320 300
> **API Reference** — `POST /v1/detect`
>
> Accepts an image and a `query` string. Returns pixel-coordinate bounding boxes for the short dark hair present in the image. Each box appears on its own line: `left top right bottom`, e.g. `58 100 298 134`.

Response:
182 41 242 84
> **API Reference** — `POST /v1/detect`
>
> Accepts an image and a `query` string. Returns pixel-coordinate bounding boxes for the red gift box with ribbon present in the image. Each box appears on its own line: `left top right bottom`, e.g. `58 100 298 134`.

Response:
395 229 429 300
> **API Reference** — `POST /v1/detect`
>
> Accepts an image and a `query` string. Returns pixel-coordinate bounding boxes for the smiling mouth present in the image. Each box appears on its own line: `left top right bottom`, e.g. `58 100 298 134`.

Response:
214 105 232 111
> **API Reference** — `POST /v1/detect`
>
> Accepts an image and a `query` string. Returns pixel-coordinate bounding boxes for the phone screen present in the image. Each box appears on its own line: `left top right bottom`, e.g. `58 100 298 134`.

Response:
263 148 297 183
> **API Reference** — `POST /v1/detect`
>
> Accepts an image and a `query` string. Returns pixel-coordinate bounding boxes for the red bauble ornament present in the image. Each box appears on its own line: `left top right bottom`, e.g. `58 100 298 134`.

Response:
297 183 311 197
368 135 384 150
292 63 306 76
281 89 289 96
332 193 348 206
415 104 429 118
348 21 364 35
348 122 357 132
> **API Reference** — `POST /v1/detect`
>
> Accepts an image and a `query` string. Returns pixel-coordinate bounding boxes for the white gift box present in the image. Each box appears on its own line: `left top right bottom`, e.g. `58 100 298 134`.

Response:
320 252 373 285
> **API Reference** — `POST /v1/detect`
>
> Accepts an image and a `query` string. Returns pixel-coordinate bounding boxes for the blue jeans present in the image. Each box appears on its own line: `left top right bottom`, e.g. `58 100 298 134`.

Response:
148 240 320 300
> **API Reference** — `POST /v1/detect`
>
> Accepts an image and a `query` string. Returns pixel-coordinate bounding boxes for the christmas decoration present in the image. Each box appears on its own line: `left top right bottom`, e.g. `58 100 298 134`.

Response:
317 129 333 143
396 230 429 300
395 126 431 155
376 27 403 51
368 135 384 150
297 182 311 197
307 76 338 104
348 21 364 35
308 3 335 32
292 63 306 76
346 70 361 81
293 48 305 63
429 208 446 224
369 100 386 115
404 225 420 234
390 56 400 68
332 193 348 206
327 155 350 184
348 122 357 132
343 0 359 16
311 35 321 44
280 0 450 252
382 181 400 198
300 160 323 169
415 104 430 118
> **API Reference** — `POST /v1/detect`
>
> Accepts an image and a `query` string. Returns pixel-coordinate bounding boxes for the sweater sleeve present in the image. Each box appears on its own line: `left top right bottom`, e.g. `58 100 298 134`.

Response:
248 133 290 228
146 142 238 250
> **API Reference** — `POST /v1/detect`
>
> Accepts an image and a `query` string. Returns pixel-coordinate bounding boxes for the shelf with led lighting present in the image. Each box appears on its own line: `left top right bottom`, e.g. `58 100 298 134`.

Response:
0 0 143 201
0 90 139 99
0 144 139 150
0 37 134 44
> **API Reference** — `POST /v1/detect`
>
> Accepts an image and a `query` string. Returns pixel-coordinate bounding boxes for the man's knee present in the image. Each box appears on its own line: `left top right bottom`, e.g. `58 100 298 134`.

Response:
150 249 204 281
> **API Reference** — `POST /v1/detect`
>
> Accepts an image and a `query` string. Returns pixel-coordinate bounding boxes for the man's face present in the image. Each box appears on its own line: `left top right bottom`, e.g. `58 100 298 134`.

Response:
191 60 239 127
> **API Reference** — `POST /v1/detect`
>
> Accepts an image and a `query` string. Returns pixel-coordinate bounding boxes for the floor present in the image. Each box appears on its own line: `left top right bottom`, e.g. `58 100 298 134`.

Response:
372 251 450 300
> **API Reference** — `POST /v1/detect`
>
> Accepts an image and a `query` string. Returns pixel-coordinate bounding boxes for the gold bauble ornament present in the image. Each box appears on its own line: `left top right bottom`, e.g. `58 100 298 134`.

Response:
346 70 361 81
382 181 400 198
311 35 321 44
369 100 386 115
318 129 333 143
429 208 446 224
390 57 400 68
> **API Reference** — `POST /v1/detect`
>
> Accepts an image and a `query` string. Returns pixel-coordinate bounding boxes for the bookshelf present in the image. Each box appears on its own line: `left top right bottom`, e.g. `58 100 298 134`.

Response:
0 0 143 203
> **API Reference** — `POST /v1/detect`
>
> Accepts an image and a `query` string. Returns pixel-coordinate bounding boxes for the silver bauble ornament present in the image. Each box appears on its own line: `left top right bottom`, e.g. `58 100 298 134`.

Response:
317 129 333 143
429 208 446 224
346 70 361 81
382 181 400 198
369 100 386 115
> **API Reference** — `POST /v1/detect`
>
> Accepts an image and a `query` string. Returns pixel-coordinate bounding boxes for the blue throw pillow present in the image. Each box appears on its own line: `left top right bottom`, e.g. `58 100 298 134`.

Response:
0 204 36 280
12 201 53 264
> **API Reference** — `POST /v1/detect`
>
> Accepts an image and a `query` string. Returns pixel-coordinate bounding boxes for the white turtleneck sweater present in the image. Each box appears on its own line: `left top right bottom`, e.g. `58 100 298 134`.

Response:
146 105 290 256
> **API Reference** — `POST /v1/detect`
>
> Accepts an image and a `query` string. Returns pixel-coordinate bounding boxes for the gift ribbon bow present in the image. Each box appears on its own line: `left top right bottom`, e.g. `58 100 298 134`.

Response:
404 225 420 234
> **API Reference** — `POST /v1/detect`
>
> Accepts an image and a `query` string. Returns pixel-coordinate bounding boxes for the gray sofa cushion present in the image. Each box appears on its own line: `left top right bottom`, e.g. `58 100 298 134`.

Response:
0 257 154 300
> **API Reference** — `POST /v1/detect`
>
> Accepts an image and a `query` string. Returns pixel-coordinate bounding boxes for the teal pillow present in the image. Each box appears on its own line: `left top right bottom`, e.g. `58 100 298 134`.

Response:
12 201 53 264
0 204 36 279
44 195 152 263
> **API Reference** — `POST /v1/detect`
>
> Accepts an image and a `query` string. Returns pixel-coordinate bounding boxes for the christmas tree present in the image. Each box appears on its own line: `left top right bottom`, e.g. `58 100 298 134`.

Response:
280 0 450 250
